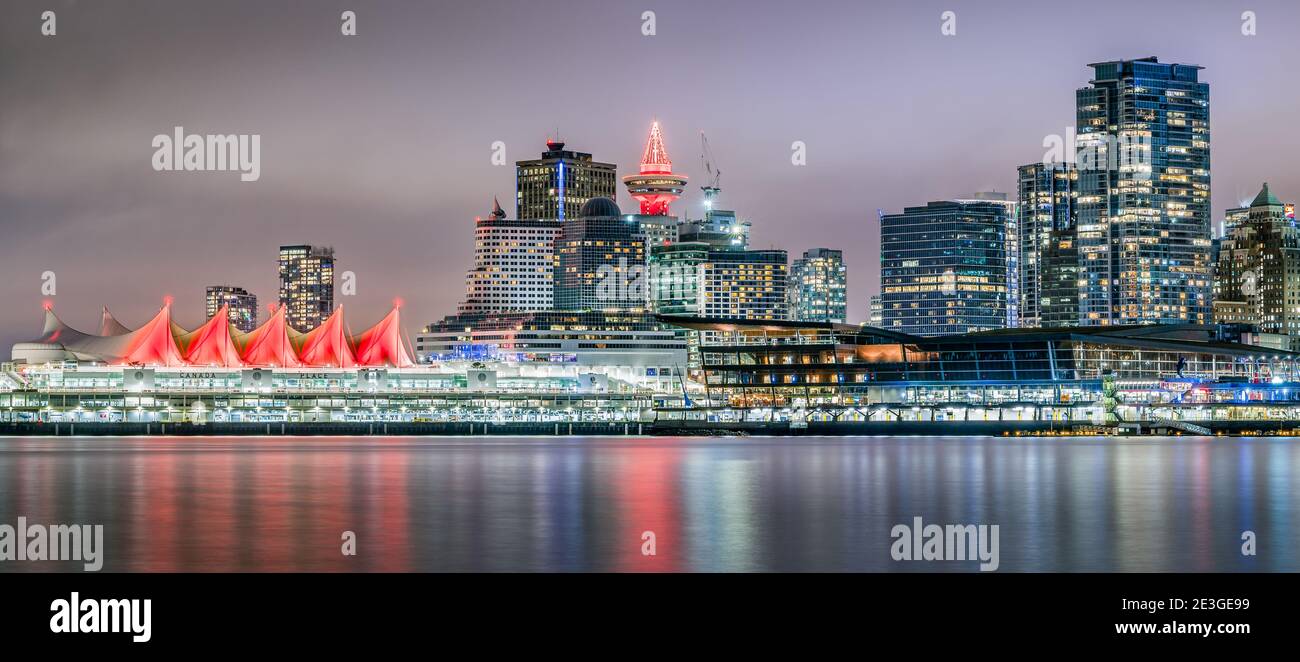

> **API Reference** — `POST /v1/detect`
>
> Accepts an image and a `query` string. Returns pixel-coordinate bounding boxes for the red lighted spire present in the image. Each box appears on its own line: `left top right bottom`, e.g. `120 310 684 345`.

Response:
639 121 672 174
624 120 688 216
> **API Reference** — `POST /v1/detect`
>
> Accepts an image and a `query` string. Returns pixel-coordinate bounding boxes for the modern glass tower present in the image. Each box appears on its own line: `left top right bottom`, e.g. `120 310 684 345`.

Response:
1075 57 1211 326
880 201 1008 336
1017 163 1078 327
515 140 617 221
278 245 335 332
788 248 847 323
553 197 646 312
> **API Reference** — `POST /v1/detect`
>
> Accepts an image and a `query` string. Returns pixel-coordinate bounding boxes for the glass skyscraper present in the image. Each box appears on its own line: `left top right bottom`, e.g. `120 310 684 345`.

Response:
1017 162 1078 327
1075 57 1211 326
553 197 646 312
880 201 1008 336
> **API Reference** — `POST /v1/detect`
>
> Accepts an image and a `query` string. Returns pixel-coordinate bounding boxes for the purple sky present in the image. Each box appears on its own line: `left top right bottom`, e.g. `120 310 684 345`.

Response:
3 0 1299 347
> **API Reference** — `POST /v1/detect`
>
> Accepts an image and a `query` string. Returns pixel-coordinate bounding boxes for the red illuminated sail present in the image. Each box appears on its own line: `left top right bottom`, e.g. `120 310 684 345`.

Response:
352 305 415 368
119 301 187 367
182 304 244 367
297 305 356 368
238 304 303 368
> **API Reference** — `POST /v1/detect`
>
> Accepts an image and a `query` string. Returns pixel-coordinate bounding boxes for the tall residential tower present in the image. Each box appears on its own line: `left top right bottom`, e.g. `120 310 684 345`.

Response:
1074 57 1211 326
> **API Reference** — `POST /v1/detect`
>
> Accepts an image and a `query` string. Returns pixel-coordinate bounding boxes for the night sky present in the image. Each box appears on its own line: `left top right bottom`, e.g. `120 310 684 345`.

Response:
3 0 1298 347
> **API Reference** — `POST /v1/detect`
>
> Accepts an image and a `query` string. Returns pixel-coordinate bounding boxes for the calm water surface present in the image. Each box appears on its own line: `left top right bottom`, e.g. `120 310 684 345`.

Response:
1 435 1296 572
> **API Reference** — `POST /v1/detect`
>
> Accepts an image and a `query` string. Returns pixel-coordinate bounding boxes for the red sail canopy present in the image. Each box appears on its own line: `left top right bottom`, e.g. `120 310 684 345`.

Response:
352 305 415 368
238 304 302 368
182 305 244 367
119 302 187 367
296 305 356 368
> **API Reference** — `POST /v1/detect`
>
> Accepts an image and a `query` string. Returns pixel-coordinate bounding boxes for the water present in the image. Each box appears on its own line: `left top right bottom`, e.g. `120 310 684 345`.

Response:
0 435 1296 572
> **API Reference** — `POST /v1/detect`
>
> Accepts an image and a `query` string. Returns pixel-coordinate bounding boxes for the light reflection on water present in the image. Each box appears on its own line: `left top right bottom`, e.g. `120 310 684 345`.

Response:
0 435 1295 572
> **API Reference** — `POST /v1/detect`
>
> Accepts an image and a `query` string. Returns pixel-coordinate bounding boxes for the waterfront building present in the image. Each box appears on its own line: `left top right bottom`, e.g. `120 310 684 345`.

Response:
622 121 688 217
553 197 646 312
788 248 847 323
880 200 1009 336
1016 163 1078 327
205 285 258 332
1213 184 1300 349
665 315 1300 426
416 310 688 392
1074 57 1212 326
278 245 335 332
457 198 562 315
515 139 617 221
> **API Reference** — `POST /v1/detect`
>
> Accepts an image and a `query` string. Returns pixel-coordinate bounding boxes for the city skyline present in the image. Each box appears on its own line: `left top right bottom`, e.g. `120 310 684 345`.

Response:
4 0 1300 348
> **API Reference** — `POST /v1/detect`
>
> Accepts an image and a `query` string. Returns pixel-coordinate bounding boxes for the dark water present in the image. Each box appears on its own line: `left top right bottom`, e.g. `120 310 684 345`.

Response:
0 435 1296 572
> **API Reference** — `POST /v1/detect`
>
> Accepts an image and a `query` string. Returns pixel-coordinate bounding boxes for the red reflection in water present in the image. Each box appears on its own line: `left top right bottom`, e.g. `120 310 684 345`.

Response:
616 443 682 572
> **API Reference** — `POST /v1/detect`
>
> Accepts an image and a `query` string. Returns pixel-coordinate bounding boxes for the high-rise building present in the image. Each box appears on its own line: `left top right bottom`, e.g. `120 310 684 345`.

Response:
880 200 1008 336
457 198 562 315
632 214 679 248
869 295 883 327
1075 57 1211 326
278 245 335 332
622 121 688 217
1213 183 1300 348
954 193 1019 327
205 285 258 332
788 248 847 323
553 197 646 312
515 139 617 221
1016 163 1078 327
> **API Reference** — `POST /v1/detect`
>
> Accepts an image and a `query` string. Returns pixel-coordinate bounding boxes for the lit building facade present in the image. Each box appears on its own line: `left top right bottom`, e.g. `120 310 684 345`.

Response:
1075 57 1212 326
278 245 335 332
1213 184 1300 349
458 199 561 315
954 193 1019 327
205 285 258 332
788 248 847 323
553 197 646 312
1016 162 1078 327
880 200 1008 337
515 139 617 221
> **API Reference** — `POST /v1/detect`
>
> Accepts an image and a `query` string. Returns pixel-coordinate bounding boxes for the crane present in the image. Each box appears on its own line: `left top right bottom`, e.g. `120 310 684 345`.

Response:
699 131 721 203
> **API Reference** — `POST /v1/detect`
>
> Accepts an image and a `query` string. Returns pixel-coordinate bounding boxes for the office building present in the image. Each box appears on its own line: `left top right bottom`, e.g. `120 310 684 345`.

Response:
1213 183 1300 349
515 139 617 221
553 197 646 312
880 200 1008 336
